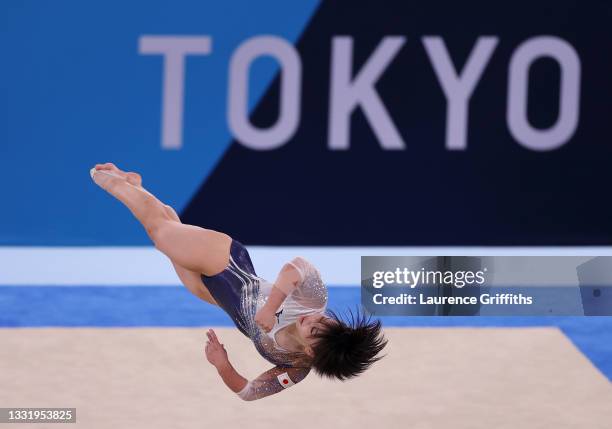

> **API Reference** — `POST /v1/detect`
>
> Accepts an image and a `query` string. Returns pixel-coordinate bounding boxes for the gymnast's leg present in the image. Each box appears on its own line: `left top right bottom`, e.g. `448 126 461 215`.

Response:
90 163 231 287
161 203 218 305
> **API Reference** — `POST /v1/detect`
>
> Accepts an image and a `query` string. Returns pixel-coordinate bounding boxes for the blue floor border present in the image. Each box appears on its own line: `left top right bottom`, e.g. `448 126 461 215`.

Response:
1 286 611 380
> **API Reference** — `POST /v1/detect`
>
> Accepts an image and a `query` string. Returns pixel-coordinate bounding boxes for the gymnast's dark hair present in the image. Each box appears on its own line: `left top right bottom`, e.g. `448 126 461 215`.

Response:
310 308 387 380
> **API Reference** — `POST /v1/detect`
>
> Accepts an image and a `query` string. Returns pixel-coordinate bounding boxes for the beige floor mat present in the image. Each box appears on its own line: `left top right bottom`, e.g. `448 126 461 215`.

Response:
0 327 610 429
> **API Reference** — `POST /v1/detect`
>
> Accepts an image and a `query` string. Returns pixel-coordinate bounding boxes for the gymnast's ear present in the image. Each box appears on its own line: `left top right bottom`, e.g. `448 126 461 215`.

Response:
303 345 315 358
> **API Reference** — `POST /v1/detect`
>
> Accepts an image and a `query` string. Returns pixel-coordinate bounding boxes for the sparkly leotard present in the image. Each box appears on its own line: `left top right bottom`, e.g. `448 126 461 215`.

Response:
201 239 327 400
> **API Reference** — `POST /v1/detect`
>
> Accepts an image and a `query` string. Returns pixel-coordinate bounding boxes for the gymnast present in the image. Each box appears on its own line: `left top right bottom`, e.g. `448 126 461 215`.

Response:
90 163 387 401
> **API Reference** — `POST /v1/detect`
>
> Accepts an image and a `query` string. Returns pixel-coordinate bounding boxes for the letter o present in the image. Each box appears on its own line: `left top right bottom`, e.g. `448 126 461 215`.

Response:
228 36 301 150
507 36 581 151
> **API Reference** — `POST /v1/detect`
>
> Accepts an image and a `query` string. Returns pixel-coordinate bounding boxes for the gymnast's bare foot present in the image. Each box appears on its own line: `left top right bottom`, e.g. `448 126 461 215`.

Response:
91 162 142 186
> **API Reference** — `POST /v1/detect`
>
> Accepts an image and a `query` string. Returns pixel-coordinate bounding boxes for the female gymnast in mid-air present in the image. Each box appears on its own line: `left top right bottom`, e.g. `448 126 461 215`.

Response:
90 163 387 401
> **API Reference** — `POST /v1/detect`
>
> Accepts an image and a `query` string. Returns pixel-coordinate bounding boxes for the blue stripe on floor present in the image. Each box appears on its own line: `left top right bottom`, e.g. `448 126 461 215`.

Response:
0 286 611 380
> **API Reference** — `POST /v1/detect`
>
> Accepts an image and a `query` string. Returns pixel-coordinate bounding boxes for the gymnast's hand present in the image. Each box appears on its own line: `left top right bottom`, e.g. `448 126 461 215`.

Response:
205 329 228 368
255 306 276 333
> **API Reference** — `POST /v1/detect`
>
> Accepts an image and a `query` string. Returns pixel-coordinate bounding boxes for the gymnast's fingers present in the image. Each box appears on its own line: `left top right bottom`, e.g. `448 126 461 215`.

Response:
209 329 220 344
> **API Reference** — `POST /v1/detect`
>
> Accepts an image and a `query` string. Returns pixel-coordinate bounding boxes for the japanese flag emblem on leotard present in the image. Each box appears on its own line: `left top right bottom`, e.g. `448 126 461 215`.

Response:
277 372 295 388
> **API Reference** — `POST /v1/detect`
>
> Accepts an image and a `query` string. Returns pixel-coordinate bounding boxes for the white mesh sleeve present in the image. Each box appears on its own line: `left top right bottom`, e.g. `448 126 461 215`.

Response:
274 256 311 295
236 381 253 400
273 257 326 309
287 257 327 309
287 256 308 281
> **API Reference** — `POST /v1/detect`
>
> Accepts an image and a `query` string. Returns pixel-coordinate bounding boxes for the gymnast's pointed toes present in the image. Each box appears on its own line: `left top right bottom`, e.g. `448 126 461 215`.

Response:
125 172 142 187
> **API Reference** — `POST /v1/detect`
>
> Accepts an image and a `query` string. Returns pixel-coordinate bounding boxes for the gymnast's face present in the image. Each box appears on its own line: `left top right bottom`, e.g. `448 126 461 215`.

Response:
296 313 330 355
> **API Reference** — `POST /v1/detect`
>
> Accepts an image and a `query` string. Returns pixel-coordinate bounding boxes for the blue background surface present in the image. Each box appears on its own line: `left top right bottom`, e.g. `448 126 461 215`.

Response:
0 0 319 244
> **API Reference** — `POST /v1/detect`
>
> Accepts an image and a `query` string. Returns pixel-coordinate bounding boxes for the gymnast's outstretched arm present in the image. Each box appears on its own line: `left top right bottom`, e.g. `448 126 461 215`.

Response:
204 329 309 401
